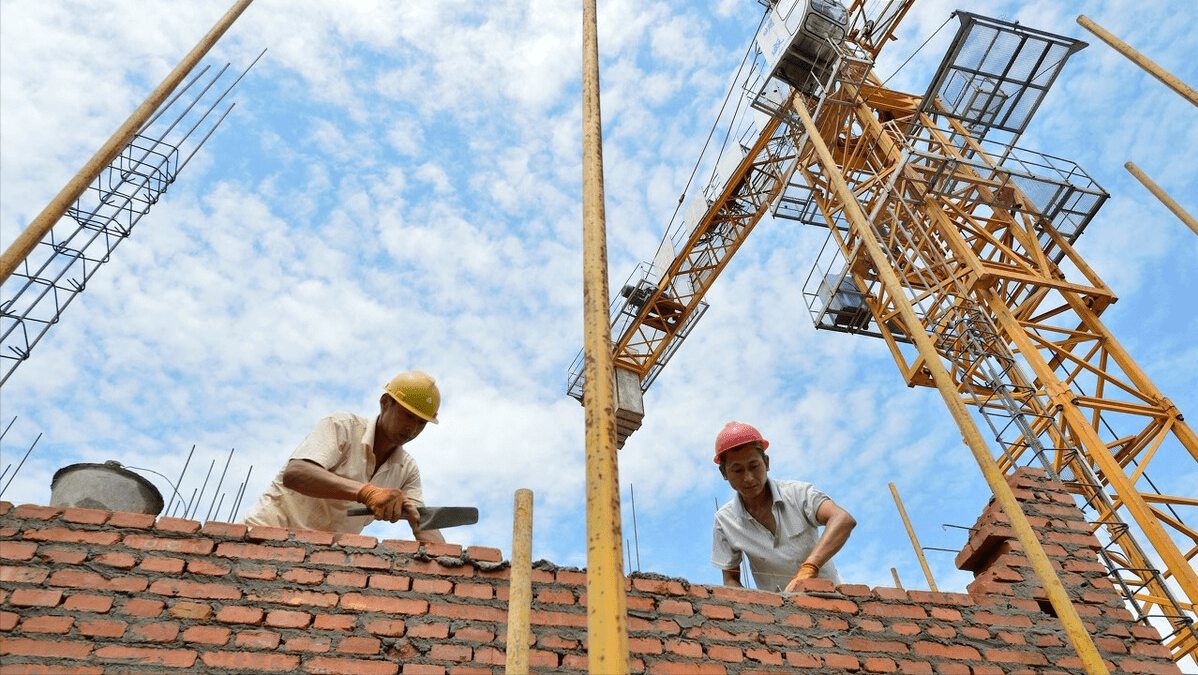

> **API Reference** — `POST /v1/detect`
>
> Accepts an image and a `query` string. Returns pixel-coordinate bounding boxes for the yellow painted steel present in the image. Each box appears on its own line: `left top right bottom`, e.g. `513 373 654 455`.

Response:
580 1 630 673
505 489 534 675
1125 162 1198 237
889 483 938 592
792 98 1113 675
1077 15 1198 107
0 0 257 285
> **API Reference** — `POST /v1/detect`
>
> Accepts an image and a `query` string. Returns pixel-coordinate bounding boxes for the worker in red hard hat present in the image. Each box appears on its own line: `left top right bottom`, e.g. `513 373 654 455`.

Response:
242 371 445 543
711 421 856 592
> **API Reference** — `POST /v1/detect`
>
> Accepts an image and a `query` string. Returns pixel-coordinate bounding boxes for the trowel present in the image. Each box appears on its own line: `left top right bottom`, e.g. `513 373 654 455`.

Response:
346 505 478 530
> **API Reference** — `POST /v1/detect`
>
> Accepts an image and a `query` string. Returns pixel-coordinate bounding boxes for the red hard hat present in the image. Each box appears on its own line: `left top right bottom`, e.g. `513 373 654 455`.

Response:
714 421 769 464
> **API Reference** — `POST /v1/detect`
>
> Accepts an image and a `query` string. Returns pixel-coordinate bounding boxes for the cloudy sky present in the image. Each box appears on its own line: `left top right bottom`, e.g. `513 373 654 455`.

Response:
2 0 1195 608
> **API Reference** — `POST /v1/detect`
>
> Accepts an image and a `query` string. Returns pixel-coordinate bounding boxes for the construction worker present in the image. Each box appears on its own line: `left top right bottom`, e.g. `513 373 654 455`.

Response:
242 371 445 543
711 421 856 592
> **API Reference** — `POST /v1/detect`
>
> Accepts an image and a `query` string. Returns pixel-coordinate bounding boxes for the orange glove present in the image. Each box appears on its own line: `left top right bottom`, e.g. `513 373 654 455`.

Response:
356 483 407 522
785 562 821 591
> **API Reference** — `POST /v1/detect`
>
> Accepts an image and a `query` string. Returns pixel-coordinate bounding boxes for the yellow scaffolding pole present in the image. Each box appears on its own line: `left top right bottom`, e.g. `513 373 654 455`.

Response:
505 489 534 675
581 0 630 673
1076 15 1198 107
0 0 257 284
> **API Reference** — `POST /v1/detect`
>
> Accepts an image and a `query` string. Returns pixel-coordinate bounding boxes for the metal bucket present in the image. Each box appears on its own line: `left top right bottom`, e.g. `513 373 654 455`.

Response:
50 461 164 515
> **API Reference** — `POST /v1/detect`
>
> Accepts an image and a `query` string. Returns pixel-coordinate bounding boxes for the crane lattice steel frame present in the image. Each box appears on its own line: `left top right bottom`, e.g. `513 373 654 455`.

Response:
571 2 1197 667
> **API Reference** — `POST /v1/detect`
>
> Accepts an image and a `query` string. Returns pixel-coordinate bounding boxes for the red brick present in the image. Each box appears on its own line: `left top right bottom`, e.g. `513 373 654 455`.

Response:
0 565 47 584
381 539 422 555
466 546 503 562
148 578 241 600
187 558 231 576
24 527 119 546
648 661 727 674
527 608 588 628
183 625 231 644
214 541 305 562
310 550 353 566
745 646 783 665
35 545 88 565
236 564 279 581
64 594 114 613
708 644 744 662
699 603 735 619
91 551 137 569
863 656 898 672
454 582 492 599
364 617 407 636
200 650 299 671
1 636 93 659
8 589 61 608
342 593 429 615
400 558 476 578
337 636 381 655
235 629 282 650
140 556 186 574
266 609 312 628
710 585 785 606
120 598 165 618
912 641 981 660
0 541 37 560
216 605 264 625
333 531 378 549
285 635 333 652
168 601 213 621
350 552 391 570
306 655 399 675
328 570 369 587
281 567 324 584
665 639 703 658
631 577 688 596
826 653 861 670
130 621 180 642
78 618 127 638
246 525 290 541
369 573 411 592
0 611 17 631
630 637 664 654
430 643 472 661
408 622 450 638
107 511 157 529
400 665 444 675
123 534 214 555
860 601 926 619
791 594 860 614
20 615 74 634
739 609 775 623
657 599 694 615
200 521 248 539
93 644 196 667
10 505 62 520
314 613 357 631
413 578 454 594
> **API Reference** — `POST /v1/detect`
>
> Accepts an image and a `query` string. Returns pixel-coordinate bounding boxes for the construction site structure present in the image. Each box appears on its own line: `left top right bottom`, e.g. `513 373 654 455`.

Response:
569 0 1197 668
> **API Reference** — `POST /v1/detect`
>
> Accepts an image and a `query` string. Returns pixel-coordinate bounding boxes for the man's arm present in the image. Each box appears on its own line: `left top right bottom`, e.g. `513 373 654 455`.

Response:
282 459 429 537
721 567 743 587
784 499 856 591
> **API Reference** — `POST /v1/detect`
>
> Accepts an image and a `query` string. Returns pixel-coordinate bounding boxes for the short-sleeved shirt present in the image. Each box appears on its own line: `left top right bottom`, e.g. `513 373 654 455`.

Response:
242 412 424 533
711 478 840 591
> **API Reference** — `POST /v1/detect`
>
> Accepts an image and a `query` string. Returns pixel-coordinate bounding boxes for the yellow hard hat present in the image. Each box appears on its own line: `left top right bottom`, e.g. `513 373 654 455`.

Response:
384 370 440 424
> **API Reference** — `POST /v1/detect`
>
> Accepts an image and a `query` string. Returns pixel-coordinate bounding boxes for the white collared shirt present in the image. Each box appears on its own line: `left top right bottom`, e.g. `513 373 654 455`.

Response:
243 412 424 533
711 477 841 591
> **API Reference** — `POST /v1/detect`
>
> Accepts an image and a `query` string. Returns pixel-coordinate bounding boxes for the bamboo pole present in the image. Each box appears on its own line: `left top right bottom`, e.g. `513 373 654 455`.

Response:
791 96 1112 675
1124 162 1198 238
888 483 938 592
505 489 534 675
580 0 630 673
1077 15 1198 107
0 0 256 285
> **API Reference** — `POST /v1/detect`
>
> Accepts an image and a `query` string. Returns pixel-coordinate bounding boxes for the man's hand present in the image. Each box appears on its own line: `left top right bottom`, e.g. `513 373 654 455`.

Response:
784 561 820 592
356 483 407 522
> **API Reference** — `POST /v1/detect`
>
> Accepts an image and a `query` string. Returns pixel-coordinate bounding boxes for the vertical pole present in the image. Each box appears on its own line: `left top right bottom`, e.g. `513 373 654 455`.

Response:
1076 15 1198 107
0 0 257 284
505 489 534 675
1124 162 1198 237
791 97 1111 675
581 0 630 672
888 482 938 592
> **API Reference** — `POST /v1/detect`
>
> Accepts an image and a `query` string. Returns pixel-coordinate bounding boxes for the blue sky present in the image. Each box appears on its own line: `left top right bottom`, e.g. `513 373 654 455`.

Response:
2 0 1195 616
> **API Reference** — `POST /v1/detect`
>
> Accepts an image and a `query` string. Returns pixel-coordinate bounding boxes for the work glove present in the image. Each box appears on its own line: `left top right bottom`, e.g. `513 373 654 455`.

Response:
784 561 821 592
356 483 408 523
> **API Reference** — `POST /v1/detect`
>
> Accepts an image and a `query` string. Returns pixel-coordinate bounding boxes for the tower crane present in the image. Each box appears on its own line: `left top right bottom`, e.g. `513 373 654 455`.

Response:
568 0 1197 667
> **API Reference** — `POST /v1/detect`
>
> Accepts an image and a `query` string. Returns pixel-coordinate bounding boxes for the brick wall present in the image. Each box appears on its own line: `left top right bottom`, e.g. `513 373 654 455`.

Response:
0 468 1182 674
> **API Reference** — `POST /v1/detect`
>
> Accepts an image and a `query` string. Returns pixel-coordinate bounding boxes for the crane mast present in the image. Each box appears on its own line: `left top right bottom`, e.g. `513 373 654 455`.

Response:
569 1 1197 667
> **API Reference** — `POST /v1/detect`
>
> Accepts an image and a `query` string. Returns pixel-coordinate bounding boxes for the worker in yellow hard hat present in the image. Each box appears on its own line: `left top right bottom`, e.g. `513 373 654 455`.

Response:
711 421 856 592
242 370 445 542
